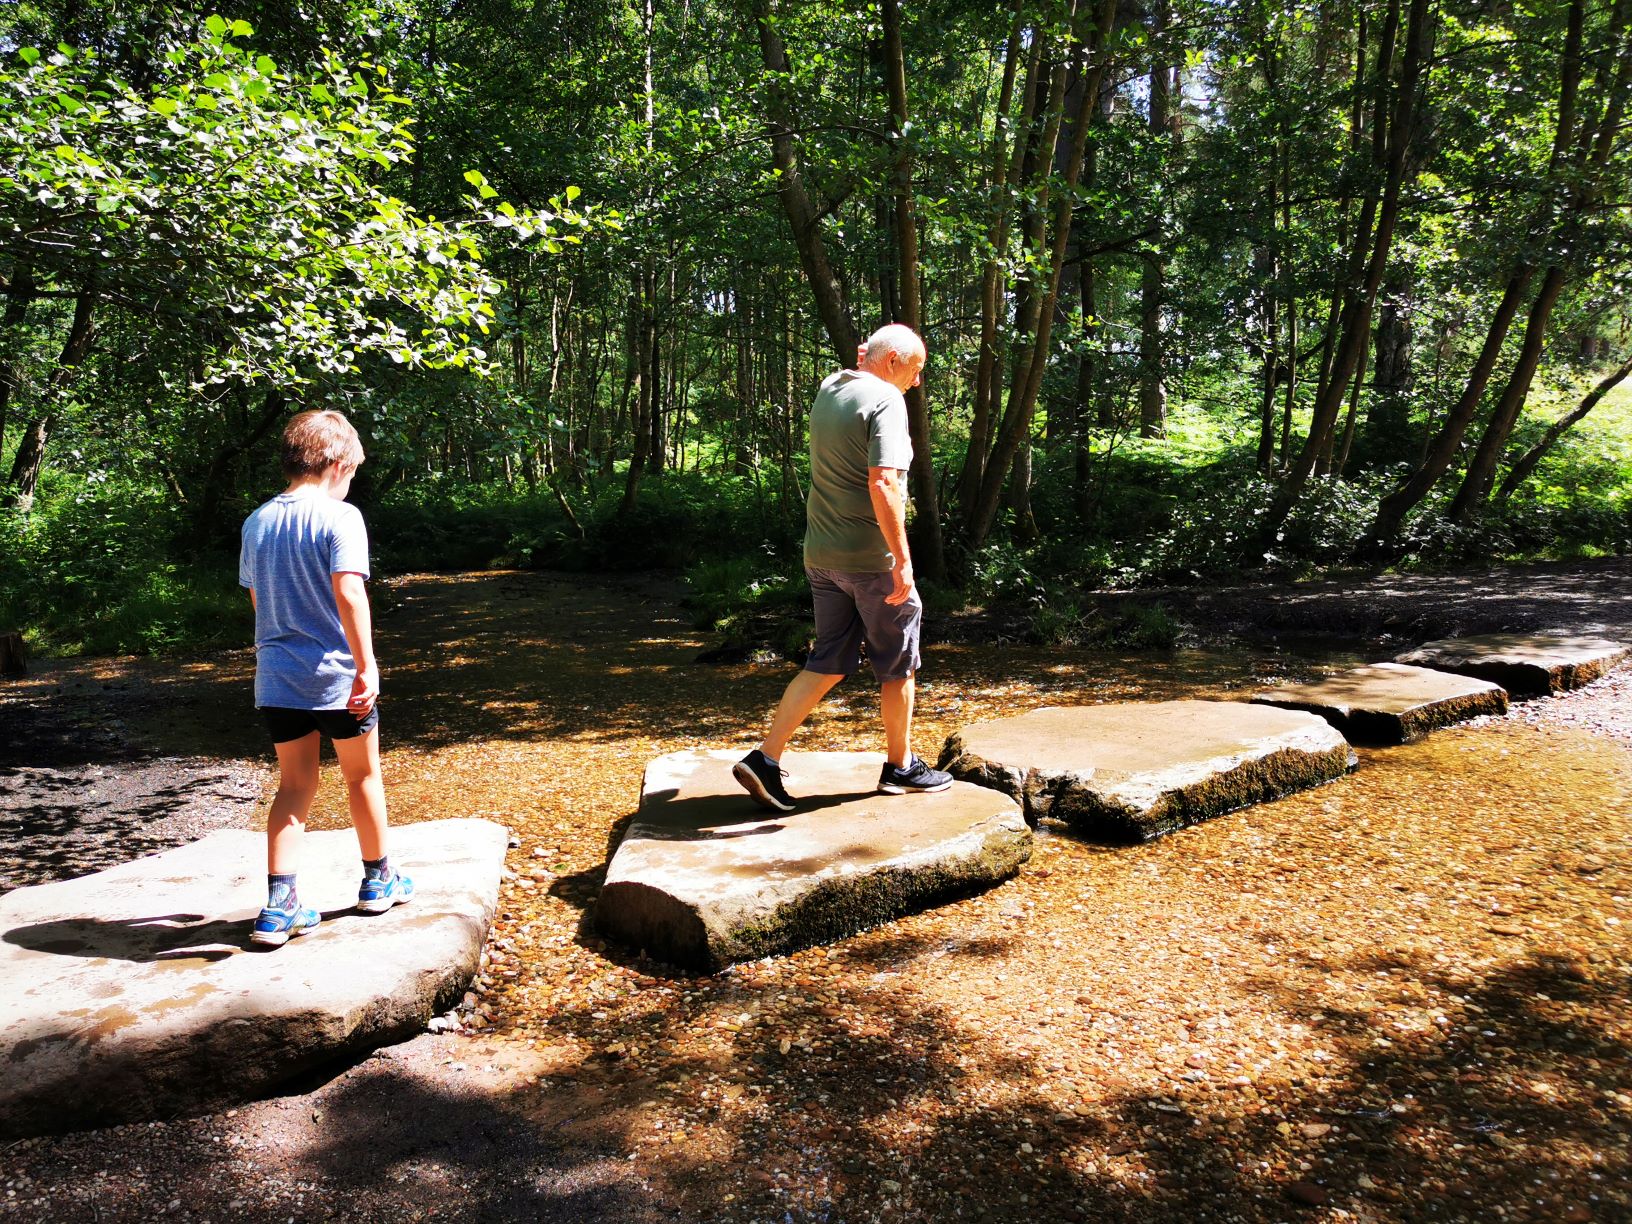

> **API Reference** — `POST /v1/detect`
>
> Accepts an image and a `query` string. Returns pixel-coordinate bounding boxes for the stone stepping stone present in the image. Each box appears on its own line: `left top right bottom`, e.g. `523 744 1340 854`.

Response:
939 700 1352 841
1396 633 1627 698
0 818 506 1138
1249 661 1508 744
595 750 1030 971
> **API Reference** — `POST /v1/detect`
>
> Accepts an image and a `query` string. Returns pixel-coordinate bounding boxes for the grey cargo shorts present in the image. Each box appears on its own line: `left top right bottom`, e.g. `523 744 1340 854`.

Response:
803 565 922 682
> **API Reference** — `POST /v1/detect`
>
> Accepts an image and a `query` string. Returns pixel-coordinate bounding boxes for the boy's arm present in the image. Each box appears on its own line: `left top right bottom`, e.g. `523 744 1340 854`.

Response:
332 572 378 717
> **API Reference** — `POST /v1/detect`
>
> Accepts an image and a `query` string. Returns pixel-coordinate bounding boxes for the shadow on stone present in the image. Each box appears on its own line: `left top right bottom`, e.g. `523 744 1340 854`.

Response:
594 750 1031 971
4 913 247 962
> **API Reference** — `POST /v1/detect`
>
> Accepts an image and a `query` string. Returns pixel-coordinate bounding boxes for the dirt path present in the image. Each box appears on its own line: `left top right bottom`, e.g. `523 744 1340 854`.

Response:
3 565 1629 1224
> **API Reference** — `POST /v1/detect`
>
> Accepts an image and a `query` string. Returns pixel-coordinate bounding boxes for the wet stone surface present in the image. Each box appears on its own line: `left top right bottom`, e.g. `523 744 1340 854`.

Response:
939 700 1353 840
2 573 1630 1224
596 750 1030 971
1397 633 1628 698
1250 661 1509 744
0 819 506 1138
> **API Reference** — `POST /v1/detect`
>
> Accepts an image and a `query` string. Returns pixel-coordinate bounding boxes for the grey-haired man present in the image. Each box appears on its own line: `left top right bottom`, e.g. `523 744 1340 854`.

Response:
735 324 953 811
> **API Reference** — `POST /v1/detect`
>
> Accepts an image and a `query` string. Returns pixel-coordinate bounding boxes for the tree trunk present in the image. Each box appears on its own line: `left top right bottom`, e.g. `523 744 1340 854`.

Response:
754 0 859 364
621 269 659 514
7 285 97 511
1274 0 1427 517
1497 353 1632 499
1368 0 1618 545
1138 0 1172 438
1256 284 1279 471
1360 267 1414 467
956 3 1033 517
0 261 35 445
1369 268 1535 543
1333 338 1368 476
965 0 1120 550
880 0 945 580
1447 266 1569 519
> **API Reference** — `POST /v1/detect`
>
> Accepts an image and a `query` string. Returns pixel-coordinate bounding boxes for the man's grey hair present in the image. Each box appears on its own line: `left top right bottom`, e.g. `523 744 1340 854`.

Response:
864 324 925 363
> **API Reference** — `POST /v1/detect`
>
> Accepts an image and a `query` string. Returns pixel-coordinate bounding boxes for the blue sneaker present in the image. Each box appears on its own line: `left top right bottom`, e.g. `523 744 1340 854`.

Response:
250 904 321 947
357 870 414 914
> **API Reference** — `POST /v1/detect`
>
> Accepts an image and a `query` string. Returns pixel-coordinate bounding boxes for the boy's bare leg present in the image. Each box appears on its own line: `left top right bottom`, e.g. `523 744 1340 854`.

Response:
880 674 914 767
267 731 321 875
333 728 388 861
758 669 845 761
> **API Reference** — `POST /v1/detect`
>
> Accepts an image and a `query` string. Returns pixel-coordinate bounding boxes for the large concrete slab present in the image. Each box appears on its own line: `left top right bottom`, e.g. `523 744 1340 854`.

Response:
939 701 1353 841
0 818 506 1138
1395 633 1627 697
1250 661 1508 744
595 750 1030 971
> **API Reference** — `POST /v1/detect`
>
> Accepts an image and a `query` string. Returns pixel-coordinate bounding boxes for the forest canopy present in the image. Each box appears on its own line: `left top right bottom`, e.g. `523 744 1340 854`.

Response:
2 0 1629 654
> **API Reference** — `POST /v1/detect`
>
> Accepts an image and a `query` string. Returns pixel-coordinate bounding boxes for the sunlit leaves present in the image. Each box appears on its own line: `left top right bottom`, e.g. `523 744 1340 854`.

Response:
0 16 599 392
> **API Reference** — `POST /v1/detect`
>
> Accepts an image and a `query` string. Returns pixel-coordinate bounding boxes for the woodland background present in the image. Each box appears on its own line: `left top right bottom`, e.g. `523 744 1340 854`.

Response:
2 0 1629 655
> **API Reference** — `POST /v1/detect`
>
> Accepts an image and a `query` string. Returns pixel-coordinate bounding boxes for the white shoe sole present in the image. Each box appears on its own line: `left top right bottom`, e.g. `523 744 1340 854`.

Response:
878 780 953 795
356 892 411 915
249 921 317 947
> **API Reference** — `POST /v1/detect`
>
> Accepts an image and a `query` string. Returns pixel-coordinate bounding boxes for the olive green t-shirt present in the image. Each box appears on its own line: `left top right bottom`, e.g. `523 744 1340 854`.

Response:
803 369 914 572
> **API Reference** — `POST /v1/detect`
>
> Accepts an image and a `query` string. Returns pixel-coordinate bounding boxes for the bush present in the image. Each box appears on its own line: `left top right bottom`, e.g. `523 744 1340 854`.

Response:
0 473 248 656
684 549 809 661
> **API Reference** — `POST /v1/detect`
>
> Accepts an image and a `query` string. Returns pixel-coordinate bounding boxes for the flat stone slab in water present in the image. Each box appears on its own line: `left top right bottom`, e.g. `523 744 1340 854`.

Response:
1396 633 1627 697
595 750 1030 971
0 818 506 1138
1250 662 1508 744
939 700 1352 841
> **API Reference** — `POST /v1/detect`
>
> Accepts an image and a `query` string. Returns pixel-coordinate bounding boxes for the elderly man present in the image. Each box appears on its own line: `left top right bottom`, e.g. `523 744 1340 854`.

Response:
735 324 953 811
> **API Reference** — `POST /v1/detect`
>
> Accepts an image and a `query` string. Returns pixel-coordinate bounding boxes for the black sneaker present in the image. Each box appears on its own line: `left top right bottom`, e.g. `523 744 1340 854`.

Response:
733 749 796 812
878 756 953 795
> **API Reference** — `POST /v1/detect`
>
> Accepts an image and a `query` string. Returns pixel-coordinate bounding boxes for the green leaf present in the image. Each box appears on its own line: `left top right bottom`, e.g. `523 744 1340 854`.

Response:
18 47 39 65
229 18 254 36
204 14 228 36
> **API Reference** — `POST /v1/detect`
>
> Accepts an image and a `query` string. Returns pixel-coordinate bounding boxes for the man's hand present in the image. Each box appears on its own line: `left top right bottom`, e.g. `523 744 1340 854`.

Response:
855 342 867 369
348 667 379 718
886 561 915 606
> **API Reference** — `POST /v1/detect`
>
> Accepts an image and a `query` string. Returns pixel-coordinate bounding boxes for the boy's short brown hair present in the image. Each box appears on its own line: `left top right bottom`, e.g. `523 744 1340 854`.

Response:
281 410 364 479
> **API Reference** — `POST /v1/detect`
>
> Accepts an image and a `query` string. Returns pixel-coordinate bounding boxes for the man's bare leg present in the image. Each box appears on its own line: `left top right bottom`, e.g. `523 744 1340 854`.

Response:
880 674 914 767
759 669 845 761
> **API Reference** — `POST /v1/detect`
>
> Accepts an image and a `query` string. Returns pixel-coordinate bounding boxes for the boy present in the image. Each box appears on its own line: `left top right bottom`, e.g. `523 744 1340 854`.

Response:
239 409 412 947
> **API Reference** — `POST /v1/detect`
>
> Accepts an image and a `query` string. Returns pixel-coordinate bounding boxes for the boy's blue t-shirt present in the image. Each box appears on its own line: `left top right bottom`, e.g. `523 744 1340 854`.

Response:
239 489 371 711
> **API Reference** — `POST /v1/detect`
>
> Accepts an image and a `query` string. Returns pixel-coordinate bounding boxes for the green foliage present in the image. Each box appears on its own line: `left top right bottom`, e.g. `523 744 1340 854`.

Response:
0 18 594 388
683 550 809 662
6 0 1632 662
0 473 248 655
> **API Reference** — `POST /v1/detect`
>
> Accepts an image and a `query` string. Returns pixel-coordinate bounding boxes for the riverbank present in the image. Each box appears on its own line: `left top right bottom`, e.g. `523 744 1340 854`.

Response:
2 564 1628 1223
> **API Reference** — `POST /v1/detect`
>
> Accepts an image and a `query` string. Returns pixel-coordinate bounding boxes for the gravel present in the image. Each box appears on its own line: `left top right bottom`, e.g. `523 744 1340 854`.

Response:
2 567 1628 1223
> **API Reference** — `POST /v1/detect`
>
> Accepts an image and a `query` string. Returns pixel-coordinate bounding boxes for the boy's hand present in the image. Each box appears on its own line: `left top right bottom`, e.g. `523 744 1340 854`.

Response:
348 668 379 718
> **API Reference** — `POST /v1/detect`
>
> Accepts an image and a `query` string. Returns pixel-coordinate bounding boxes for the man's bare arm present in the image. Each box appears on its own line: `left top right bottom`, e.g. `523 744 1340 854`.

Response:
868 465 914 606
331 571 379 716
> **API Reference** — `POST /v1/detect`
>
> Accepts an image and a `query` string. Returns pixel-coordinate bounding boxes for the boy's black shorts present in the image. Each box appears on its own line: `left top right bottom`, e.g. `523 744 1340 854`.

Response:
260 705 379 744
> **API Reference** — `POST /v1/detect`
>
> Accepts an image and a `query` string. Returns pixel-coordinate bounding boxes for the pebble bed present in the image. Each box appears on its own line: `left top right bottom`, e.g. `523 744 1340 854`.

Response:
2 570 1628 1223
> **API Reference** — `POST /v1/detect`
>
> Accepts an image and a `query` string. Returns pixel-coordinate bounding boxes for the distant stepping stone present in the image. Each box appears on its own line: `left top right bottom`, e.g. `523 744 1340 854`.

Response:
1250 662 1508 744
595 750 1029 971
939 700 1352 842
0 819 507 1138
1396 633 1628 698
